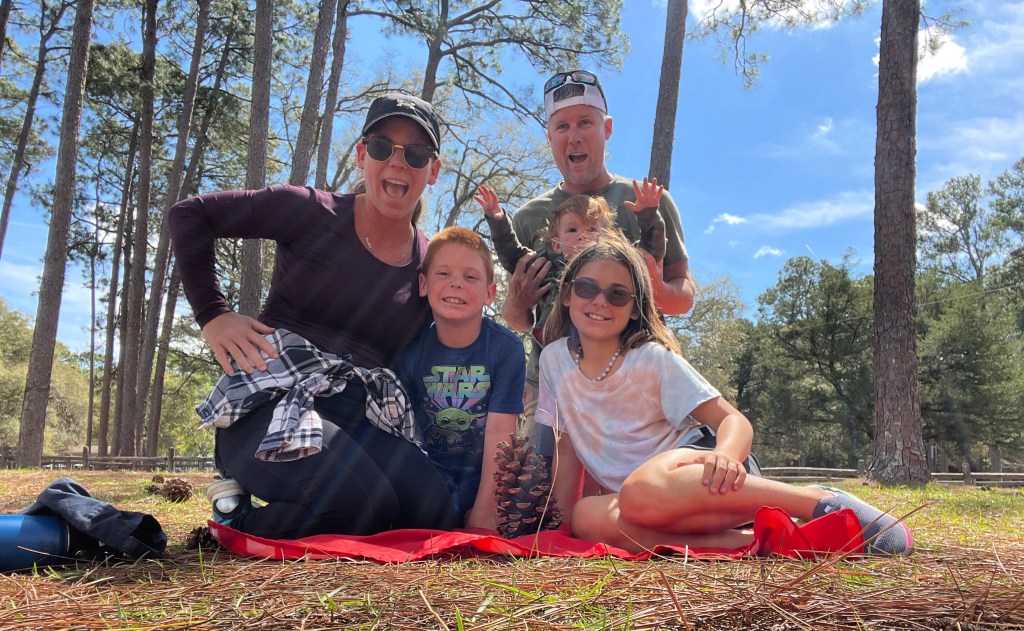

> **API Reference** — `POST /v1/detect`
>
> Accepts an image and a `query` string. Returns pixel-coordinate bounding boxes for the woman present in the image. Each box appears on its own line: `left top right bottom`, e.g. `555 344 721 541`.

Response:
169 93 459 539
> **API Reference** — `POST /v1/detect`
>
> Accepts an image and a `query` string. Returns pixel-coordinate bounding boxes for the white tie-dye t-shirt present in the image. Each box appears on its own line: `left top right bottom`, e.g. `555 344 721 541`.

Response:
536 339 719 492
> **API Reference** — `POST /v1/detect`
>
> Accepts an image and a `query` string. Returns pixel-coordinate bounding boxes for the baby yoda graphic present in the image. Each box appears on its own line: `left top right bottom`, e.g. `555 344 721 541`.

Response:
422 364 491 454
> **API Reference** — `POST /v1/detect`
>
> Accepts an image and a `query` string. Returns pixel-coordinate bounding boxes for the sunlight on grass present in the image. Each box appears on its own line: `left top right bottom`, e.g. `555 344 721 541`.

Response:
0 471 1022 629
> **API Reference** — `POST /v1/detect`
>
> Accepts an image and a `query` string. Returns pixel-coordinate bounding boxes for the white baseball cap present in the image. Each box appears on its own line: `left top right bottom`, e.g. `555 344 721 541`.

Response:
543 70 608 119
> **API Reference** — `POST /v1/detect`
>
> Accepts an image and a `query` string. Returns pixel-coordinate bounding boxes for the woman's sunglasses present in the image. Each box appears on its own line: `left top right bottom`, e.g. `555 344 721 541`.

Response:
570 278 635 307
362 136 436 169
544 70 601 94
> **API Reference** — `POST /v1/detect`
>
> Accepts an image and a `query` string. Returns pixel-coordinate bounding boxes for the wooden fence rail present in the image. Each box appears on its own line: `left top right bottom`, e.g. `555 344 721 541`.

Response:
3 449 1023 486
761 466 861 484
761 465 1024 487
0 447 214 473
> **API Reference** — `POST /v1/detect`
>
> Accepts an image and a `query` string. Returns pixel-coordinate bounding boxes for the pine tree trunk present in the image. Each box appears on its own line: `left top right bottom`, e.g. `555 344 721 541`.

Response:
116 0 158 456
97 124 135 458
871 0 929 485
315 0 349 190
0 5 69 259
0 0 12 69
88 221 99 453
648 0 686 187
145 263 180 456
110 226 132 456
290 0 334 186
181 26 232 199
136 0 209 448
421 40 443 102
239 0 273 317
16 0 95 467
419 0 448 103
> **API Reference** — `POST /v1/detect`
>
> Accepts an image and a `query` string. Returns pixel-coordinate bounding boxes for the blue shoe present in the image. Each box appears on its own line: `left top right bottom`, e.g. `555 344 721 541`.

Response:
206 478 257 526
812 486 913 556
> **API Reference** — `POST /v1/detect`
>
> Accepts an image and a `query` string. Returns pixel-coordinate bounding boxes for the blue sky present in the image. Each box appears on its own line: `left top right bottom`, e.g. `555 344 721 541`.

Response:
1 0 1022 352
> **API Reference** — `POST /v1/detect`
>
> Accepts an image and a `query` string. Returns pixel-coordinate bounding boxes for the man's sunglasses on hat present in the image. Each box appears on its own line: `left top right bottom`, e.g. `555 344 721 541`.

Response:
362 136 437 169
544 70 602 94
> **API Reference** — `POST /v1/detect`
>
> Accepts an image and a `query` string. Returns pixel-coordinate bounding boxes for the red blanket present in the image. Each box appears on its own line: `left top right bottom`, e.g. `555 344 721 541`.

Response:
209 506 866 562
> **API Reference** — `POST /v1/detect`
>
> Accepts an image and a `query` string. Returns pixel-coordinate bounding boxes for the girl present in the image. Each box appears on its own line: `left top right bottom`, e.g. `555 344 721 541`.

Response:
535 232 912 555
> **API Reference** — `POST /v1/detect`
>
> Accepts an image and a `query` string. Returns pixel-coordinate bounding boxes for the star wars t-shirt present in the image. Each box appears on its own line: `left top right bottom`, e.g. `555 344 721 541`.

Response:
396 318 525 515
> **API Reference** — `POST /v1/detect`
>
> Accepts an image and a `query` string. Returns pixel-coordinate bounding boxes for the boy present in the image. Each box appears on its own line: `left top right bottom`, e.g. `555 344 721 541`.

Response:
396 226 526 530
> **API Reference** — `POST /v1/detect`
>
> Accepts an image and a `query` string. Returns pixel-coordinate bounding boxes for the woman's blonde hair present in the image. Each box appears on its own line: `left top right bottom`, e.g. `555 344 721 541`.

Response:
542 230 681 355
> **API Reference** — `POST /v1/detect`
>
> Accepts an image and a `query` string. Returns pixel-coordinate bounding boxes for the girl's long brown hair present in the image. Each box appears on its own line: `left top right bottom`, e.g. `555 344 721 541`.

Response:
542 230 681 355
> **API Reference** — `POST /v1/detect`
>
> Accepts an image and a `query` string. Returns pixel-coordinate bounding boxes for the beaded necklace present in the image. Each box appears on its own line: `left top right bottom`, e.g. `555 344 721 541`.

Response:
574 343 622 382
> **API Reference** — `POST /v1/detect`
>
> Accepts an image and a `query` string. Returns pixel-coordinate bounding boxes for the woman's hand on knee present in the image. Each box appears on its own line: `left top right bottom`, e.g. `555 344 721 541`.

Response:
696 451 746 494
202 312 278 375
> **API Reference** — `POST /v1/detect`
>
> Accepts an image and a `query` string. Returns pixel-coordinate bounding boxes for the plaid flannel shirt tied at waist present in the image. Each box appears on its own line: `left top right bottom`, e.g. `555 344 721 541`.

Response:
196 328 419 462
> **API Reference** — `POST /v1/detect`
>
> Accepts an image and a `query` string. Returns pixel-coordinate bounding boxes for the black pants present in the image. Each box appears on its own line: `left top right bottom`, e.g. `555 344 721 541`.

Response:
215 381 458 539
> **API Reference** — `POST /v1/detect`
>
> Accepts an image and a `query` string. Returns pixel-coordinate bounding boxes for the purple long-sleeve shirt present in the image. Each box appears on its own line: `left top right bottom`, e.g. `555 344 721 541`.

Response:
169 185 429 369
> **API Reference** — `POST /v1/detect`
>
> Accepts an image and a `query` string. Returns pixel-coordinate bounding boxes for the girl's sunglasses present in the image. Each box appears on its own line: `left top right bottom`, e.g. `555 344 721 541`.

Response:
362 136 436 169
570 278 635 307
544 70 601 94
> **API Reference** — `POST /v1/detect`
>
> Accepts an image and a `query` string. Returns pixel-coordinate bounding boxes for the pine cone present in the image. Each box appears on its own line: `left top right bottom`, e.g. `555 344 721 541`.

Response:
185 526 223 551
151 474 165 484
145 484 161 495
161 477 194 502
493 435 561 539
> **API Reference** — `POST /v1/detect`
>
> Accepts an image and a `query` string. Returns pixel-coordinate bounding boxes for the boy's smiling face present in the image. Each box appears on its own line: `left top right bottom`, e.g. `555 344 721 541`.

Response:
419 242 496 325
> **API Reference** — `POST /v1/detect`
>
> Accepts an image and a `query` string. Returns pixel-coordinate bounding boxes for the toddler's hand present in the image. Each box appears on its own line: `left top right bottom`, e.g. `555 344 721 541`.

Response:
624 177 664 213
473 184 504 220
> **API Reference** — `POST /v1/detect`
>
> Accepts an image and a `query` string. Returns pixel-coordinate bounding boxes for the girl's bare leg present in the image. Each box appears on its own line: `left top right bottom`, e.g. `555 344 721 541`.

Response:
570 494 754 553
571 450 912 555
616 451 829 533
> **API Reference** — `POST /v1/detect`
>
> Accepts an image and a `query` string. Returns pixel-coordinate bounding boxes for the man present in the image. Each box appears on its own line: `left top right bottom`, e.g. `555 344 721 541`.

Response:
500 70 694 456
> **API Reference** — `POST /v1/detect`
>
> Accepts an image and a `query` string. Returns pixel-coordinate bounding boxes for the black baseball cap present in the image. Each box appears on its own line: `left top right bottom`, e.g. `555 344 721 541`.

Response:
361 93 441 150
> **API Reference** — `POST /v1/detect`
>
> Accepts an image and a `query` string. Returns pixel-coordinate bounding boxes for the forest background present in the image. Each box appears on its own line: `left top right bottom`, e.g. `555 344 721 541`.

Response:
0 0 1021 473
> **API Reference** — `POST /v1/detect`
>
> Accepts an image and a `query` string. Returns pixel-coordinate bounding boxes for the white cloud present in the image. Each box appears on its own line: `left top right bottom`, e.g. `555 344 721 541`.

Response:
811 117 841 153
0 259 97 351
0 260 41 306
921 114 1024 181
751 190 874 231
704 212 747 234
754 246 785 259
701 191 873 239
914 4 1024 188
871 31 968 85
968 3 1024 78
753 116 851 159
918 32 968 84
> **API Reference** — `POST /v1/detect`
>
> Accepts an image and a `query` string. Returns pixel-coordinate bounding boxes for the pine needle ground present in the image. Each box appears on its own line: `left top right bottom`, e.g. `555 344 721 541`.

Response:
1 471 1022 630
